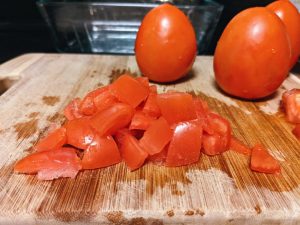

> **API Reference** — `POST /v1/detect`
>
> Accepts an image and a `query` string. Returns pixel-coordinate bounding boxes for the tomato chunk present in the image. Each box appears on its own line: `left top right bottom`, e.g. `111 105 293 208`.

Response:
292 124 300 139
93 87 119 112
119 133 148 171
34 127 67 152
250 144 280 174
65 117 95 149
14 147 82 180
90 103 134 136
139 117 172 155
143 85 161 117
110 74 150 108
148 146 168 165
202 113 231 156
129 110 156 130
230 137 251 156
136 76 150 89
165 121 202 167
64 98 82 120
156 92 197 124
82 135 121 169
282 89 300 123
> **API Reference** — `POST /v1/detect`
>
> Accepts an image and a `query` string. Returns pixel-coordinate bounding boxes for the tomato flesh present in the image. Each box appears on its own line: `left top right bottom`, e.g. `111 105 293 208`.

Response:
230 137 251 156
110 74 149 108
156 92 197 125
65 117 95 149
129 110 156 131
14 147 82 180
250 144 280 174
64 98 82 120
282 89 300 123
292 124 300 139
139 117 173 155
142 85 161 118
82 135 121 169
119 133 148 171
34 127 67 152
165 121 202 167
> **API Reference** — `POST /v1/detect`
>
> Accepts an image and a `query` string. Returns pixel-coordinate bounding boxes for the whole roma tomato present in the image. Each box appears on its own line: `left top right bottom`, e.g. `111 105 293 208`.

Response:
214 7 291 99
267 0 300 69
135 3 197 83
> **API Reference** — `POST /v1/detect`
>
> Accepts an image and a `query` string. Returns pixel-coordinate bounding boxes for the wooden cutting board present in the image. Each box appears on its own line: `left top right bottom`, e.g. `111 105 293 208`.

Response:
0 53 299 225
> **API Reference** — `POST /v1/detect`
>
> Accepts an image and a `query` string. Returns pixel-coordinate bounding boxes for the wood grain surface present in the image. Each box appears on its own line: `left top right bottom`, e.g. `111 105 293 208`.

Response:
0 53 299 225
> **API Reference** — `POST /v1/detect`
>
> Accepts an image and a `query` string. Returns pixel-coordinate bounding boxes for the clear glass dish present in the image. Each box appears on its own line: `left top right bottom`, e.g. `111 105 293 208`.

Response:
37 0 223 54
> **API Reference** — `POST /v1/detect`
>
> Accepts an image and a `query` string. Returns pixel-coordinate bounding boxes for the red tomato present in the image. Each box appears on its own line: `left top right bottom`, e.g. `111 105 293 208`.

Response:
202 113 231 156
90 103 134 136
135 3 197 82
34 127 67 152
119 133 148 171
156 92 197 125
110 74 149 108
65 117 95 149
230 137 251 156
139 117 173 155
129 110 156 130
14 147 82 180
282 89 300 123
292 124 300 139
142 85 161 118
267 0 300 68
148 146 168 165
214 7 291 99
82 135 121 169
136 76 150 89
93 87 119 112
64 98 82 120
165 121 202 167
250 144 280 174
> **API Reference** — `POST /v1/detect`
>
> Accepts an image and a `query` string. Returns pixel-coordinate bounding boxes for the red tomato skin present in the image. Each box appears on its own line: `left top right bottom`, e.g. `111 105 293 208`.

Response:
250 144 280 174
139 117 173 155
14 147 82 180
202 113 231 156
34 127 67 152
110 74 149 108
165 121 202 167
282 89 300 123
267 0 300 68
90 103 134 136
65 117 95 149
64 98 83 120
119 133 148 171
82 135 121 169
214 7 291 99
292 124 300 139
135 3 197 82
156 92 197 125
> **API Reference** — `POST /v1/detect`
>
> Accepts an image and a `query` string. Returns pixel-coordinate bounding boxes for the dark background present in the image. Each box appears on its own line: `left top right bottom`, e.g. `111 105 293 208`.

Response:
0 0 274 64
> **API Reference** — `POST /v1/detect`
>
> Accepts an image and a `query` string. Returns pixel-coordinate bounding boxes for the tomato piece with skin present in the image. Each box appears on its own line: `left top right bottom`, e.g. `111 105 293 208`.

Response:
129 110 156 130
82 135 121 169
90 103 134 136
156 92 197 125
109 74 150 108
214 7 290 99
202 113 231 156
148 145 168 165
139 117 173 155
119 133 148 171
14 147 82 180
267 0 300 68
136 76 150 89
282 89 300 123
135 3 197 82
64 98 82 120
230 137 252 156
142 85 161 118
250 144 280 174
65 117 95 149
165 121 202 167
34 127 67 152
292 124 300 139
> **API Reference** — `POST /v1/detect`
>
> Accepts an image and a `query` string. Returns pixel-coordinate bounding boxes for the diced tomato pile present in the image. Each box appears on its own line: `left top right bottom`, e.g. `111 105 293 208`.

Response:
281 89 300 140
14 74 281 180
